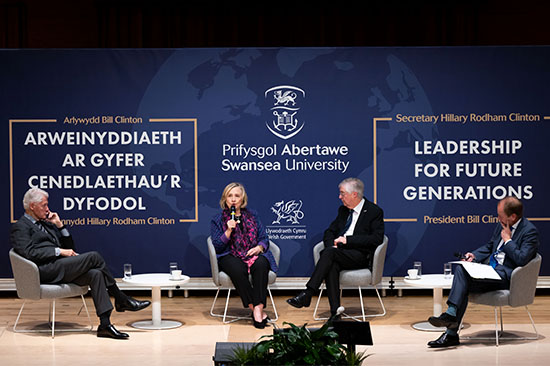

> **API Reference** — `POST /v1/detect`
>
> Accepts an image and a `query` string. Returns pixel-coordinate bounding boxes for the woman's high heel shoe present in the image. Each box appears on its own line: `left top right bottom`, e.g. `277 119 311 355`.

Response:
252 314 265 329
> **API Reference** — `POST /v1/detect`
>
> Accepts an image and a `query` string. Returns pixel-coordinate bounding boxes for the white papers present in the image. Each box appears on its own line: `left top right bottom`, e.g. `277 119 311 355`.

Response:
450 261 502 280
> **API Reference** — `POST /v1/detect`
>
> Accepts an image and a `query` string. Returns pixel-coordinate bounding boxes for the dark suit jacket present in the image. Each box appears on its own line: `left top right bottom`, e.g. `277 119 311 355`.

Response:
472 217 539 282
10 215 75 282
323 198 385 266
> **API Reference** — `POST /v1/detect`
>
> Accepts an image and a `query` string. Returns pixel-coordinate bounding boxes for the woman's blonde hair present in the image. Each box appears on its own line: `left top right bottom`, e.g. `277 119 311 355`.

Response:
219 182 248 209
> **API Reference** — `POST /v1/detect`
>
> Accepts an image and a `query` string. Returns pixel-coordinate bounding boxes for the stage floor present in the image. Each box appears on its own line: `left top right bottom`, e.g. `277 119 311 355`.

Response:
0 292 548 365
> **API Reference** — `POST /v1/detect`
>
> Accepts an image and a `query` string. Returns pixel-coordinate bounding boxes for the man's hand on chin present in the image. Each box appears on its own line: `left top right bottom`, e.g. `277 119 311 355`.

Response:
46 211 63 228
500 222 512 242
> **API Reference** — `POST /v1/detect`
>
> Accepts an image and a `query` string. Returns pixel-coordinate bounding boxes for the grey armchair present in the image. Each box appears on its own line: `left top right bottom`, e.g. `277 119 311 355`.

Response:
9 248 93 338
464 253 542 346
312 235 388 321
207 237 280 323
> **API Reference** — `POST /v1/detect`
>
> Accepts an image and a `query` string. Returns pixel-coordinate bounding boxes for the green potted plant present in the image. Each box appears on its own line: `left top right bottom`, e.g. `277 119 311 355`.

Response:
230 321 369 365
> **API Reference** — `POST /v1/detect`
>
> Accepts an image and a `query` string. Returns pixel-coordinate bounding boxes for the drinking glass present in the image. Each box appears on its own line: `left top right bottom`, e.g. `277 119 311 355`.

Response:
413 261 422 277
123 263 132 279
169 262 178 277
444 262 452 279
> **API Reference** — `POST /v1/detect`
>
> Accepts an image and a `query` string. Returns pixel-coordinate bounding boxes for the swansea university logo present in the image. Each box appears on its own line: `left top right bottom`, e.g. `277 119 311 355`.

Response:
265 85 305 139
271 200 304 224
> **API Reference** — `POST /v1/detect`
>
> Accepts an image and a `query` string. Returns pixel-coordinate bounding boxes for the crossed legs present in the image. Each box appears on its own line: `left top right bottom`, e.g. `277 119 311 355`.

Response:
288 246 368 314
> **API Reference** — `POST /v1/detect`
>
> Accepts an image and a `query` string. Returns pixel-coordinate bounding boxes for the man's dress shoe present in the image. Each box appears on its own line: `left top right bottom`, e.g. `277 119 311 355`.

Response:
115 297 151 312
97 324 129 339
427 332 460 348
428 313 459 329
286 291 312 308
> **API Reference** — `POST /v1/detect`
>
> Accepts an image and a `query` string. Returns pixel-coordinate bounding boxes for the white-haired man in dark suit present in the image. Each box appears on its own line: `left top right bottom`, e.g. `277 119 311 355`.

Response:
11 187 151 339
286 178 385 318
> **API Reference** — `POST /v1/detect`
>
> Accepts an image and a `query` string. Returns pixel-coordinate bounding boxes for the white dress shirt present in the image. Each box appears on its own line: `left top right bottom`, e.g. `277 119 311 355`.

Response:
344 198 365 237
495 218 521 265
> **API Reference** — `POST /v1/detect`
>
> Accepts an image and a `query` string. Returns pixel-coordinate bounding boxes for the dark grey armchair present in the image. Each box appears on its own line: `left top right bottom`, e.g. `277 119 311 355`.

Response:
9 248 93 338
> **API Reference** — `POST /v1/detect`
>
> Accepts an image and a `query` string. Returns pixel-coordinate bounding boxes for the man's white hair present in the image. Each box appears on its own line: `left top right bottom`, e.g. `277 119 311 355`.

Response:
23 187 48 211
339 177 364 197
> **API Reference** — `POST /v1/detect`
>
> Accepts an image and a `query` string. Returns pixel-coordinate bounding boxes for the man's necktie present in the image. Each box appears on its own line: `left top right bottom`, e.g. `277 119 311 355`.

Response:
36 221 48 233
340 209 353 236
36 221 57 243
489 250 499 268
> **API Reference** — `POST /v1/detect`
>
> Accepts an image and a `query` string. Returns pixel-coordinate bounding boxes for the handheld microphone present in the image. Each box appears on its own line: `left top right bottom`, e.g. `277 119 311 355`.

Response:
230 206 236 221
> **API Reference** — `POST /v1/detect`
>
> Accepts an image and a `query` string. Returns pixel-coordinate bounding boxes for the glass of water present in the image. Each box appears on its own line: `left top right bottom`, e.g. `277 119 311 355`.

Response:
169 262 178 277
123 263 132 279
413 261 422 277
444 262 452 279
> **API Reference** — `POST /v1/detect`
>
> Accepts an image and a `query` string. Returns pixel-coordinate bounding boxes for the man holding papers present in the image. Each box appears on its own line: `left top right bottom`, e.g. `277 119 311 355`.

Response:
427 196 539 348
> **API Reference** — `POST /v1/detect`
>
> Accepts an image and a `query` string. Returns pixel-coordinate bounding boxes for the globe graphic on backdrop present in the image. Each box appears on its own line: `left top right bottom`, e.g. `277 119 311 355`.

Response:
134 48 439 275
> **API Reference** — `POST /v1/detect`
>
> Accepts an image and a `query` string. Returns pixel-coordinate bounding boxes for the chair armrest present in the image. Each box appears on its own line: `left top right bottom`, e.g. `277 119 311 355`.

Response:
313 242 324 264
370 235 388 286
207 237 220 286
9 249 42 300
509 253 541 307
269 241 281 266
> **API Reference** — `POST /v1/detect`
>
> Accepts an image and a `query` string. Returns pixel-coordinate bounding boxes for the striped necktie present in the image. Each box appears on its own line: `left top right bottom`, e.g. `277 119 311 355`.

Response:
35 220 48 233
36 221 58 243
340 209 353 235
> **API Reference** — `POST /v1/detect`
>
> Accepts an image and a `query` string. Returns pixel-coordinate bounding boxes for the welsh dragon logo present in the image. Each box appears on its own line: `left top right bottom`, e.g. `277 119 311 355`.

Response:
271 200 304 225
273 90 297 106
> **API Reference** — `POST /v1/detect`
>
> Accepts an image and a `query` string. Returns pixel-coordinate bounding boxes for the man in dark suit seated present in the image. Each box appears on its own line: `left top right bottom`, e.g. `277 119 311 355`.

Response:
286 177 385 318
427 196 539 348
11 187 151 339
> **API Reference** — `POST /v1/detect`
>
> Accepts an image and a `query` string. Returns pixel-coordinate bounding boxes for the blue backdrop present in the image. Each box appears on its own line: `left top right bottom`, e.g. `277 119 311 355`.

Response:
2 47 548 278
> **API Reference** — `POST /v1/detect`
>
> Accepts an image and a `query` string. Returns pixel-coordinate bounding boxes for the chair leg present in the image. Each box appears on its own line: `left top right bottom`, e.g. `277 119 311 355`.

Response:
80 295 94 331
13 298 93 336
51 299 56 338
342 287 366 322
373 286 387 317
499 306 504 333
359 287 366 321
525 305 539 339
315 285 387 321
313 287 327 321
13 301 27 333
343 286 387 321
209 288 250 324
463 305 539 345
210 288 222 318
222 288 231 323
495 306 502 347
457 318 465 335
267 287 278 321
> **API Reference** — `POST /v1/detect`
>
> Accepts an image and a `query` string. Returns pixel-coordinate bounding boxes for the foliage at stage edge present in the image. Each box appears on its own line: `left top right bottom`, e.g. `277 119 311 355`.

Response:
230 321 369 365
